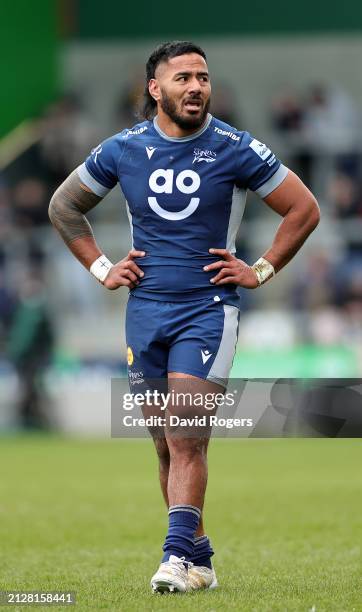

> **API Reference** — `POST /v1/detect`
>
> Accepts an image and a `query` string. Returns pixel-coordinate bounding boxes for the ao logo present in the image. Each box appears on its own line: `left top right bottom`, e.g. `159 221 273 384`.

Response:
148 169 200 220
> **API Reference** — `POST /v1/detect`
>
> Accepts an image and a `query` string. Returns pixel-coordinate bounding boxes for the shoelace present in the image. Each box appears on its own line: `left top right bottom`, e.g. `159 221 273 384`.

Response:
163 556 193 576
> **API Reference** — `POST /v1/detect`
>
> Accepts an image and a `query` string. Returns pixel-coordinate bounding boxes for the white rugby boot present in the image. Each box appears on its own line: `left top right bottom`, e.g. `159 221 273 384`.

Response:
187 564 218 590
150 554 190 594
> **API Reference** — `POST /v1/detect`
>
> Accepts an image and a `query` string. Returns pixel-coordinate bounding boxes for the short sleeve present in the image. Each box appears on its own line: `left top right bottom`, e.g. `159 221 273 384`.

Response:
235 131 288 198
76 136 122 197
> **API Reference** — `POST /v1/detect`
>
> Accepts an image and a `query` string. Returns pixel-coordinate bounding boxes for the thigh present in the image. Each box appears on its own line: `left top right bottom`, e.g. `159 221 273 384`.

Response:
165 372 223 449
168 295 240 387
126 295 168 388
126 295 169 439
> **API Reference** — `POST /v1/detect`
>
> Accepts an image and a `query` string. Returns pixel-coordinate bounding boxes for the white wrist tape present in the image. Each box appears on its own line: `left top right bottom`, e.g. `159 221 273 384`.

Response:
90 255 114 283
252 257 275 285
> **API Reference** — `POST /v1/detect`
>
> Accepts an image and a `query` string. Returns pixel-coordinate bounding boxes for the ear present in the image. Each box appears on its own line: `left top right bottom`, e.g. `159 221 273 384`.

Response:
149 78 160 102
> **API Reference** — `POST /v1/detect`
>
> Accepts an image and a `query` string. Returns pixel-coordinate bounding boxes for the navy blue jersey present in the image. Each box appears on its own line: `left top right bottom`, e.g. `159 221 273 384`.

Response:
78 114 288 301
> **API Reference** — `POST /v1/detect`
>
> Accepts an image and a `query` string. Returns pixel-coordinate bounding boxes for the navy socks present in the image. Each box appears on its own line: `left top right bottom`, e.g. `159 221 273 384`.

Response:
162 505 201 562
191 534 214 569
162 505 214 568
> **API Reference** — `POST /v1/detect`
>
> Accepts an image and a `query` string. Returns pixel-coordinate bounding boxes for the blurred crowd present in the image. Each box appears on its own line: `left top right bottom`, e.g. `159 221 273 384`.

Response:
0 79 361 428
0 94 97 428
270 83 362 346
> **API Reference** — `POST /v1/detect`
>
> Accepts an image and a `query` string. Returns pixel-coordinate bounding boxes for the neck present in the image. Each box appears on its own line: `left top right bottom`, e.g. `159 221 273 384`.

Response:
155 107 208 138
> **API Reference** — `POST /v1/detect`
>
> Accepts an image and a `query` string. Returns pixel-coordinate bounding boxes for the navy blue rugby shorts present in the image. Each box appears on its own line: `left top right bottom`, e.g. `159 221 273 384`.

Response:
126 292 240 390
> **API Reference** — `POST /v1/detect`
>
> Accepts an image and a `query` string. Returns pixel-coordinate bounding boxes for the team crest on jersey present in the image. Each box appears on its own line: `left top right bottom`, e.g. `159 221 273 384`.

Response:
192 148 217 164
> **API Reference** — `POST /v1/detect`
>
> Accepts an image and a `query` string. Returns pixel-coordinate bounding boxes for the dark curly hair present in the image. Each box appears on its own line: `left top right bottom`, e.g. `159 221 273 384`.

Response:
139 41 207 121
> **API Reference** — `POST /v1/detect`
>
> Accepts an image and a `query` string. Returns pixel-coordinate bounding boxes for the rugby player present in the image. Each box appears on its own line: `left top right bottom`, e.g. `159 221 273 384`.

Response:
49 41 320 593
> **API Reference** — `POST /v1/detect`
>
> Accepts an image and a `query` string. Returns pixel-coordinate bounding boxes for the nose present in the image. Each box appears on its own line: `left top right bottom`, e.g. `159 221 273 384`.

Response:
188 76 202 94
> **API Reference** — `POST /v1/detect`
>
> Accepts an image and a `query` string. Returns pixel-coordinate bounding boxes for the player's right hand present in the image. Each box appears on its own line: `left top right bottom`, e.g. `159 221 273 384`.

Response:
103 250 145 290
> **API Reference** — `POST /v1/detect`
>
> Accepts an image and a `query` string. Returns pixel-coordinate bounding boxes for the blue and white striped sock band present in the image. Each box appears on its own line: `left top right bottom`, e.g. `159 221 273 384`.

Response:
168 504 201 520
194 534 209 545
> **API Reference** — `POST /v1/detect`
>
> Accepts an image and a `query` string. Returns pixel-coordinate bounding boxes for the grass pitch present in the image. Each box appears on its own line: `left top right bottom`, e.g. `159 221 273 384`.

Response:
0 436 361 611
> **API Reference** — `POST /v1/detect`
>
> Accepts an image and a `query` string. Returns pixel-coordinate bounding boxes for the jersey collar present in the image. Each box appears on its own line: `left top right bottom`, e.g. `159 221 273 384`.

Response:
153 113 212 142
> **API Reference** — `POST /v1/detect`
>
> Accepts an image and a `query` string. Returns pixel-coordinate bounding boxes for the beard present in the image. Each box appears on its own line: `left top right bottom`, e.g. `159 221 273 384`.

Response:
160 88 210 130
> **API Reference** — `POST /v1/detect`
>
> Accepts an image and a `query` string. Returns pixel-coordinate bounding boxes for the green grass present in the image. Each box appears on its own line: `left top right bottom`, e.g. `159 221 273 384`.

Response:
0 437 361 611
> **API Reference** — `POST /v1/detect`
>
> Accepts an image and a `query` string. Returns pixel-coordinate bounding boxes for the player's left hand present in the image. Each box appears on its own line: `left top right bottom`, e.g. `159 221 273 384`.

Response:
204 248 259 288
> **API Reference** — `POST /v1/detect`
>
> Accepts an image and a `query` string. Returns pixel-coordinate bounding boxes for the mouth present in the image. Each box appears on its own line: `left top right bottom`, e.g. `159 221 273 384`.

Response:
183 99 203 112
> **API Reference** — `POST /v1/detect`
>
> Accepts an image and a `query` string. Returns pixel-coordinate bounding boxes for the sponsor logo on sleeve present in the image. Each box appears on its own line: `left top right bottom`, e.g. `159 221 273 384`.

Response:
267 154 276 167
249 138 272 161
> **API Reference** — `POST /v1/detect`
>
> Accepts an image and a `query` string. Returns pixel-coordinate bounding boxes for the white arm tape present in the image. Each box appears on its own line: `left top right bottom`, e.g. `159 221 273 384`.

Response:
90 255 114 283
252 257 275 285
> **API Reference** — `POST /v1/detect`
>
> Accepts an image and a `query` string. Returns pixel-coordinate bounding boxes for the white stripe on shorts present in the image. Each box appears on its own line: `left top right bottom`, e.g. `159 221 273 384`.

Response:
207 305 239 387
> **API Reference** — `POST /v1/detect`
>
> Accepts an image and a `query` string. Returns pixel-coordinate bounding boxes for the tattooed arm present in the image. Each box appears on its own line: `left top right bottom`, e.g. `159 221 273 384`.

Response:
48 170 145 290
48 170 103 266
